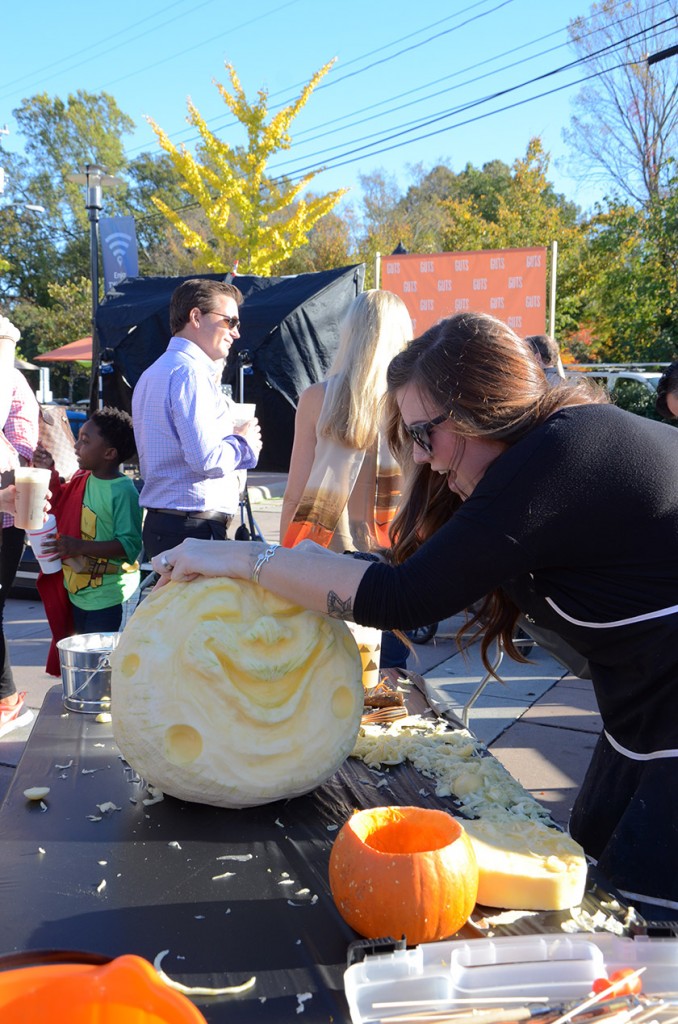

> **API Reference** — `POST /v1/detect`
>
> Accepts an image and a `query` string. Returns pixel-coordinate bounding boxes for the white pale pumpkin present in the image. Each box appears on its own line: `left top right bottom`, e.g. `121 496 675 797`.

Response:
111 577 364 808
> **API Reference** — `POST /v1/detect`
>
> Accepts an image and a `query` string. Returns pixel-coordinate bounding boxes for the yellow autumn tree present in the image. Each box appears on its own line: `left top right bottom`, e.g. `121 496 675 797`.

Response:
147 60 348 275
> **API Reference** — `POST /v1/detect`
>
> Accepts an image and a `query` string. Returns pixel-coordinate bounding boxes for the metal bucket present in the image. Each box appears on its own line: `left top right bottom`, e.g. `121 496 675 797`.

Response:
57 632 120 714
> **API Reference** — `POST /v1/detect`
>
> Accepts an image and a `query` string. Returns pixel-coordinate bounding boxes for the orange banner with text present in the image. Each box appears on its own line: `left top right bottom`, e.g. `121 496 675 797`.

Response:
382 247 547 337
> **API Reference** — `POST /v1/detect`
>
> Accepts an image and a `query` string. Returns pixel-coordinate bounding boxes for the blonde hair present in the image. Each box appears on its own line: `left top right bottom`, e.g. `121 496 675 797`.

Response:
318 290 412 450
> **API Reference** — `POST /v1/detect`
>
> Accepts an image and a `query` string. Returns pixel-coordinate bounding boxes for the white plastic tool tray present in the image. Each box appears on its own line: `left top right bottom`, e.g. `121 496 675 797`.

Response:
344 930 678 1024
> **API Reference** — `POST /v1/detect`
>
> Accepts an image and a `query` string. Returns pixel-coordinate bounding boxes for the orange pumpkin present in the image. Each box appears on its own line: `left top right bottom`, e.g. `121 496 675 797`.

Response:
329 805 478 944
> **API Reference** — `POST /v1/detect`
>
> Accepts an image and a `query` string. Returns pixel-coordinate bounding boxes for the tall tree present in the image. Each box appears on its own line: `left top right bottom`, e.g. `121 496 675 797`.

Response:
563 0 678 205
11 277 93 400
126 151 196 277
277 199 357 275
0 91 135 298
357 169 414 285
571 179 678 362
148 61 348 275
435 140 584 338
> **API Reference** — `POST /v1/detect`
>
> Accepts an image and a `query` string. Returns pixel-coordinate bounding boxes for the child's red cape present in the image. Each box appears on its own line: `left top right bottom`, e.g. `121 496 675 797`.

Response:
37 469 89 676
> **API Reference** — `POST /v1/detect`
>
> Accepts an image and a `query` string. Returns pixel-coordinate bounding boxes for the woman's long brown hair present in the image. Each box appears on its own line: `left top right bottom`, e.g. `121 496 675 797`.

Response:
385 313 607 673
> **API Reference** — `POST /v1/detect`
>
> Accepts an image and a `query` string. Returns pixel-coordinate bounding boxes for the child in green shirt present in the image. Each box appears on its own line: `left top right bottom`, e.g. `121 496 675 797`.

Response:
36 407 142 637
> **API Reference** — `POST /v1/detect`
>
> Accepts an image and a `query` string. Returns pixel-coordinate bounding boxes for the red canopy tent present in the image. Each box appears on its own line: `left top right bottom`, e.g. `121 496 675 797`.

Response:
35 337 92 363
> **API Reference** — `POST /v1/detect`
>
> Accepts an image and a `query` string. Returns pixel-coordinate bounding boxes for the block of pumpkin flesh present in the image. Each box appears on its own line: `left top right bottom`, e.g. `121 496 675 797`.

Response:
111 577 364 808
461 816 587 911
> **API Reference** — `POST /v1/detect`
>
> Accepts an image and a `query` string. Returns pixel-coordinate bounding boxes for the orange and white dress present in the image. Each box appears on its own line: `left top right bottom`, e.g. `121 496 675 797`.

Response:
282 379 401 554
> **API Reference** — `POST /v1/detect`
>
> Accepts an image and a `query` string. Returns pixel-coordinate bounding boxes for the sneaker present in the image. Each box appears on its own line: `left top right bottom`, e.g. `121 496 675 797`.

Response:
0 692 34 738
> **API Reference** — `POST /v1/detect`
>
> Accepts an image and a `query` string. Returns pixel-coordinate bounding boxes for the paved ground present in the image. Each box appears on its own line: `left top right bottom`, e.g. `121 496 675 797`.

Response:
1 471 600 829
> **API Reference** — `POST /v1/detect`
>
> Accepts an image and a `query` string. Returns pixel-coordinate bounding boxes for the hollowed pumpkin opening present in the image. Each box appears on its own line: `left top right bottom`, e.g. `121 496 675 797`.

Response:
329 805 478 945
356 806 464 855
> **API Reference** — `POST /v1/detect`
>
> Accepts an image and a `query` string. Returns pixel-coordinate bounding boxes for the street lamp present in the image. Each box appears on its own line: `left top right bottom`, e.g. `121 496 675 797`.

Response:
68 164 123 407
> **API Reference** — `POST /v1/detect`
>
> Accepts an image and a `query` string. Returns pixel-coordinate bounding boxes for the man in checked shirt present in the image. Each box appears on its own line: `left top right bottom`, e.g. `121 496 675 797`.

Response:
132 279 262 559
0 339 39 734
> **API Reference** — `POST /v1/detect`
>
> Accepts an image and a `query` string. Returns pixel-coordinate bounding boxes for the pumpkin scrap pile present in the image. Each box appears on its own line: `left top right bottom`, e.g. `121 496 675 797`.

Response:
348 715 588 912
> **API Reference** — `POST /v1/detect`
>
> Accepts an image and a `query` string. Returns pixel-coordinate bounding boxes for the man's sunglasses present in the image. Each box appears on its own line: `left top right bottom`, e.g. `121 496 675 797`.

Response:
207 311 241 330
403 414 447 454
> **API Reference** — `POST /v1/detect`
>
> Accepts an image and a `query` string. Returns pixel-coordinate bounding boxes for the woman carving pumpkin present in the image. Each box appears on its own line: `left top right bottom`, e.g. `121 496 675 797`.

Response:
154 311 678 920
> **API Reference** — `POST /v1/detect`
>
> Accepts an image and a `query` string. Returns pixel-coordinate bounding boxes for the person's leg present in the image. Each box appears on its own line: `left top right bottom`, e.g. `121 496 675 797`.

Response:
379 630 409 670
0 525 27 704
71 603 123 635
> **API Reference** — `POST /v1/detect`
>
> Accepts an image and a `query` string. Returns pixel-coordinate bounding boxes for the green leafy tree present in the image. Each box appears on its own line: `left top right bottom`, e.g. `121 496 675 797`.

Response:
0 91 135 299
564 0 678 205
572 179 678 362
437 140 578 249
12 278 92 399
400 159 514 249
357 169 414 286
126 151 197 277
438 140 584 339
148 61 348 275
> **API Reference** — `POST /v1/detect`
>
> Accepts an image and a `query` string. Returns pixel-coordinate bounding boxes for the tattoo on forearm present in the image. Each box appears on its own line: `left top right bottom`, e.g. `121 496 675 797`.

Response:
327 591 355 621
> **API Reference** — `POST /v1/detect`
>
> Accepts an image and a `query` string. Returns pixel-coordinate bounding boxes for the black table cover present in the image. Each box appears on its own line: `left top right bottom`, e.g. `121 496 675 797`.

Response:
0 686 618 1023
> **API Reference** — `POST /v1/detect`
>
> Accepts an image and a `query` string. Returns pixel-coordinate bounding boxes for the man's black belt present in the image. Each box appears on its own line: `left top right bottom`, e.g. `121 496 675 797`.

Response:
146 508 233 525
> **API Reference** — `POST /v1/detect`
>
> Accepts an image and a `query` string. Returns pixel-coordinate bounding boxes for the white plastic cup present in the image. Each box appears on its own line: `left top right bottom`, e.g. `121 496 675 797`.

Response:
14 466 51 531
231 403 257 430
27 513 62 574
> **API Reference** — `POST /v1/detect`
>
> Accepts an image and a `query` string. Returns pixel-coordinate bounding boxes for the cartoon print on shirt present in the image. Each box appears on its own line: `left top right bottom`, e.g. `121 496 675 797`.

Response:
62 502 106 594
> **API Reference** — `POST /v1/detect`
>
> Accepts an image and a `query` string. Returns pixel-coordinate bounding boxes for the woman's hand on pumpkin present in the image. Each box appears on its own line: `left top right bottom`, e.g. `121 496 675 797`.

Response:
151 537 372 621
151 538 256 586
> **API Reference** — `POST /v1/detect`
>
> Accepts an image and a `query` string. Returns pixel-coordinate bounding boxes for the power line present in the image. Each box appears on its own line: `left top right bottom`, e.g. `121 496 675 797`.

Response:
288 24 572 144
131 63 613 231
144 40 638 224
0 0 223 105
154 0 672 165
268 14 676 180
0 0 194 95
98 0 304 95
283 0 672 151
275 64 624 182
124 0 515 155
271 36 578 163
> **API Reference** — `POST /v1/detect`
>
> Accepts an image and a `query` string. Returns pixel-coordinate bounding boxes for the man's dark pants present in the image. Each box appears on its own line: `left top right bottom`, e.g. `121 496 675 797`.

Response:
142 510 230 561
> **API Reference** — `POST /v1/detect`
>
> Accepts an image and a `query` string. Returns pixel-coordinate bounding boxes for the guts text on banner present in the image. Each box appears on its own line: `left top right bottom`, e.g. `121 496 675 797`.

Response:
383 247 547 336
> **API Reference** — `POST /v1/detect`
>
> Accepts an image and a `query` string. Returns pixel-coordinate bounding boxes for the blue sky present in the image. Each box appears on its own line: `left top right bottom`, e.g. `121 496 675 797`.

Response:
0 0 666 217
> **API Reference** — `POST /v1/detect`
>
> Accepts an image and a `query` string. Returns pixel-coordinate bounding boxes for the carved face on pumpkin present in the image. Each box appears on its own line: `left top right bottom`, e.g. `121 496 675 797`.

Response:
111 577 364 808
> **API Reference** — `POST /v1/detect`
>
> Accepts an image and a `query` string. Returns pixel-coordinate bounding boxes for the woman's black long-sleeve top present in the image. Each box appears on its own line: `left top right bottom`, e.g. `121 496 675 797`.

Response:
354 403 678 757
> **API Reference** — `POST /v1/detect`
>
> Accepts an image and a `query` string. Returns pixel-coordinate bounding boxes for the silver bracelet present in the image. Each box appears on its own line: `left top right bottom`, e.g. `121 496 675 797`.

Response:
251 543 280 584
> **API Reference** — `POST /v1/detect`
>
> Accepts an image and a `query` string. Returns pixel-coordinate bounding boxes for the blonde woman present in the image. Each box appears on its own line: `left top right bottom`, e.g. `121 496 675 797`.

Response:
280 289 412 553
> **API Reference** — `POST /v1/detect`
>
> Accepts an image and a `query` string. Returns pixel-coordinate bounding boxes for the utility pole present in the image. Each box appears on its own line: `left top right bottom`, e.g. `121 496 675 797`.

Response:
68 164 123 409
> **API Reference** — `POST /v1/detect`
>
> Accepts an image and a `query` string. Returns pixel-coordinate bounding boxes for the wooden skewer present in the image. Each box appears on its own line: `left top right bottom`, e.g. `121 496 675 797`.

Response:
381 1007 535 1024
549 969 647 1024
362 705 409 724
374 993 650 1024
382 1007 643 1024
374 999 551 1009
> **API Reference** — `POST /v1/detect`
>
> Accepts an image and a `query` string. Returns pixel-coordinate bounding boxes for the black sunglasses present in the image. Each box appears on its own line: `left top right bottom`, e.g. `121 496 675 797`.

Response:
403 414 447 454
207 311 241 330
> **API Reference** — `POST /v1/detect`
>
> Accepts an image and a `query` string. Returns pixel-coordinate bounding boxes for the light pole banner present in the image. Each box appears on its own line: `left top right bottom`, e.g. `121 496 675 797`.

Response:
382 246 547 336
100 215 139 294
